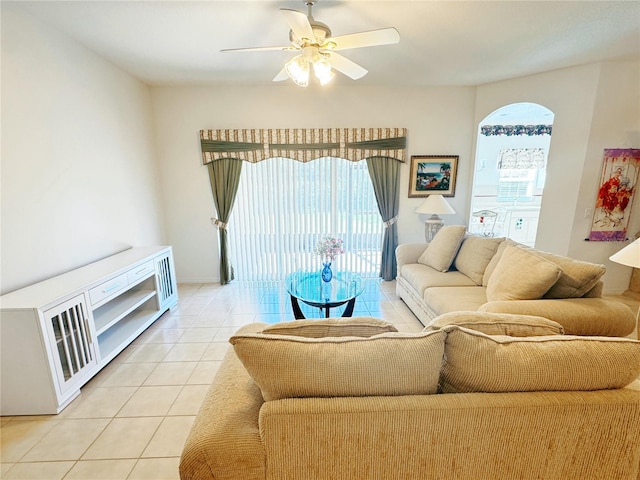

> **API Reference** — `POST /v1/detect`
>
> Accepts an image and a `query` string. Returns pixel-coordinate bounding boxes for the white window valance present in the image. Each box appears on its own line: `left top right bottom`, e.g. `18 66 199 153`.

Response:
200 128 407 164
498 148 547 169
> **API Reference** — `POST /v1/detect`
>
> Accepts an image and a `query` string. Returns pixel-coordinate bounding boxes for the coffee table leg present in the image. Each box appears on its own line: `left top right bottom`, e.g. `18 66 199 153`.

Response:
290 296 305 320
342 298 356 317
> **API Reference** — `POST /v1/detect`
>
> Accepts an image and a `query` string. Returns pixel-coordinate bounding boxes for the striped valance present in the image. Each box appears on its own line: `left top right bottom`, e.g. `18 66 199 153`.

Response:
200 128 407 164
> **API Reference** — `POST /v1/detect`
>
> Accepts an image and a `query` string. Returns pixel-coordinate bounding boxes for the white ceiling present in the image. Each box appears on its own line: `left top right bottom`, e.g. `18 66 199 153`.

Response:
8 0 640 88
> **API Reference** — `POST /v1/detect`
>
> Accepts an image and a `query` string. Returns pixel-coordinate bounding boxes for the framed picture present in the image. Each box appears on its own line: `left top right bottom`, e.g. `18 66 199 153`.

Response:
588 148 640 241
408 155 459 197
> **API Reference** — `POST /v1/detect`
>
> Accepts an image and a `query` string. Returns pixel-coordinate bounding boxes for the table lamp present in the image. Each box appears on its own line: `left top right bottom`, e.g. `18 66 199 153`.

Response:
609 238 640 323
415 195 455 242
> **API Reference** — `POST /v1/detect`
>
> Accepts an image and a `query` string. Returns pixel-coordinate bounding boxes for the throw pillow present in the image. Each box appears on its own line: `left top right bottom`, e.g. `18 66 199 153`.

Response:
424 311 564 336
417 225 467 272
453 236 505 285
261 317 398 338
482 238 520 286
440 326 640 393
229 330 446 401
486 246 562 301
533 251 606 299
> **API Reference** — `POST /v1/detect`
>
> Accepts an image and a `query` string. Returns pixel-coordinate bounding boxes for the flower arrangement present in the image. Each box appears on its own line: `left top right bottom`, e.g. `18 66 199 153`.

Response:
313 236 344 262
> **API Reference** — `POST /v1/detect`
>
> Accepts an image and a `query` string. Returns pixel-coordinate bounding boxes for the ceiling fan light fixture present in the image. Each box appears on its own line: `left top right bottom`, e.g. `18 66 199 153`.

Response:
313 58 334 85
285 54 310 87
225 1 400 86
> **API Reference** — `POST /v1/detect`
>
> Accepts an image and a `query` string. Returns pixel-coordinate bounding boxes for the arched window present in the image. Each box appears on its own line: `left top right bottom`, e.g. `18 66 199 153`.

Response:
469 103 554 246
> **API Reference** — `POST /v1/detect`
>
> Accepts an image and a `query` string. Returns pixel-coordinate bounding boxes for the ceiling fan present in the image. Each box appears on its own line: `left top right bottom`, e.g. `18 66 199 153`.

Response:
221 1 400 87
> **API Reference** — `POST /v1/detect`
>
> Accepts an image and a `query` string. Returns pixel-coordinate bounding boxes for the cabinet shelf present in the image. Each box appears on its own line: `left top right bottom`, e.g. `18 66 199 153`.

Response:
93 288 157 335
97 309 158 362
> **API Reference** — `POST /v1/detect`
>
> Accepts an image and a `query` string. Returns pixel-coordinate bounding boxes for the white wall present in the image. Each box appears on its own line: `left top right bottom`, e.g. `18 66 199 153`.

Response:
151 85 476 282
475 61 640 294
1 6 166 293
570 61 640 292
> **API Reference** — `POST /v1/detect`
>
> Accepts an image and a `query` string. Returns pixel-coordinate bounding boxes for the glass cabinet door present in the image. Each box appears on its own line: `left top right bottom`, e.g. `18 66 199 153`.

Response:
44 294 97 393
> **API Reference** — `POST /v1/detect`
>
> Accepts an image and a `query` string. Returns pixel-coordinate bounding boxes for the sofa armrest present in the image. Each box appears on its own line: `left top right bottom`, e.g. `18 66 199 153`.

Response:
396 243 428 277
259 390 640 479
180 323 267 480
479 298 635 337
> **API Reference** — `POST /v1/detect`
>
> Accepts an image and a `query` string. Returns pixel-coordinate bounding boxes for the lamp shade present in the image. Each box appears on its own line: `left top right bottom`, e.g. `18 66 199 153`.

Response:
415 195 456 215
609 238 640 268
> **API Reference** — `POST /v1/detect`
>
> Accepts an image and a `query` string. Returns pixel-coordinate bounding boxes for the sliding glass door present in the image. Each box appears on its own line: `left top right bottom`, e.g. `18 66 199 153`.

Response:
229 156 384 281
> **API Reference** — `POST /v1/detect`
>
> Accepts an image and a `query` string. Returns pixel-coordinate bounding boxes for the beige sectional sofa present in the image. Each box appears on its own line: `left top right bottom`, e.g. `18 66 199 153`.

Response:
396 226 636 336
180 316 640 480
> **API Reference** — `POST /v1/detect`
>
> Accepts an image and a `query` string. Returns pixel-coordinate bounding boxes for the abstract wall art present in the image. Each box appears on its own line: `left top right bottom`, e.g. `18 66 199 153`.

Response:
589 148 640 241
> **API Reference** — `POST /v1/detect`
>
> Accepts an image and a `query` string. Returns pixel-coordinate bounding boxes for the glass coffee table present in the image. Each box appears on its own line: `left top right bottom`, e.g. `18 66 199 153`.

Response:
285 271 365 319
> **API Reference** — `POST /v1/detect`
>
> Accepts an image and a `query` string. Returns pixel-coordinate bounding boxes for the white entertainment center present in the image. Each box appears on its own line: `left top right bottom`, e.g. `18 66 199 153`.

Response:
0 246 178 416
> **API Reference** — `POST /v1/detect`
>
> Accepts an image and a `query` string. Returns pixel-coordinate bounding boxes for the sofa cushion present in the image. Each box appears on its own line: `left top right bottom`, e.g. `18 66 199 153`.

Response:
486 246 562 301
401 264 476 295
424 286 488 316
533 251 606 299
441 326 640 393
417 225 467 272
482 238 520 286
261 317 397 338
425 311 564 336
479 297 636 337
229 330 446 401
454 236 505 285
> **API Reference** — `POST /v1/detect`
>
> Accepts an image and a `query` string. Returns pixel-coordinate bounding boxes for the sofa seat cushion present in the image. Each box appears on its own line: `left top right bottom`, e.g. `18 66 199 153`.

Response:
454 236 505 285
441 326 640 394
425 311 564 336
417 225 467 272
423 286 488 316
230 330 446 401
401 263 477 296
486 246 562 301
262 317 397 338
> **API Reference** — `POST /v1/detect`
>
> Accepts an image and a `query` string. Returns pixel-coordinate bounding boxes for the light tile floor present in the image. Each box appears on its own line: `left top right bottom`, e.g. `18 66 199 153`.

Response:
1 280 422 480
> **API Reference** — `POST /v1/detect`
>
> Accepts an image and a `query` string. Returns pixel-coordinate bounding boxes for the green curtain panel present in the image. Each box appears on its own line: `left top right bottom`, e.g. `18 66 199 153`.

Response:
366 156 401 281
207 158 243 285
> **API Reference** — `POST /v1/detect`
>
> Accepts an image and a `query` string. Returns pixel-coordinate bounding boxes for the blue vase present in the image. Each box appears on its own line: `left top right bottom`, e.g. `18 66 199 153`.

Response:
321 262 332 282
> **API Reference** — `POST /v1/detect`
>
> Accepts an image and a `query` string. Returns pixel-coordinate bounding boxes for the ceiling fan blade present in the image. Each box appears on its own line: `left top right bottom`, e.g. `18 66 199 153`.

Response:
273 67 289 82
221 46 297 53
327 27 400 51
328 53 368 80
280 8 315 42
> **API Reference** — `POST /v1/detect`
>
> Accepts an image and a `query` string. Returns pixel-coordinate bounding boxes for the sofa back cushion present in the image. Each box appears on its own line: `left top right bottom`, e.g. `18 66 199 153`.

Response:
441 326 640 393
230 330 446 401
417 225 467 272
453 236 505 285
482 239 606 299
486 246 562 301
425 311 564 336
535 251 606 298
262 317 398 338
482 238 520 286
